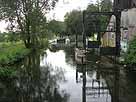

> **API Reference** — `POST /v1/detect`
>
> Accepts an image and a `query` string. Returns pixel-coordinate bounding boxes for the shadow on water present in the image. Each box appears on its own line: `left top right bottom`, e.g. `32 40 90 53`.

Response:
0 47 136 102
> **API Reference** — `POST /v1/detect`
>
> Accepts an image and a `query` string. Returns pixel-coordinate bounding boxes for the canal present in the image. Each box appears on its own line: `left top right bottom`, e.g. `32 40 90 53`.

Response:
0 46 136 102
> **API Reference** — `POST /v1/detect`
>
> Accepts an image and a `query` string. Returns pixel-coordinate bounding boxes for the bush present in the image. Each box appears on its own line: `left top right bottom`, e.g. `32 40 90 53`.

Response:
0 42 30 65
125 37 136 64
0 67 17 78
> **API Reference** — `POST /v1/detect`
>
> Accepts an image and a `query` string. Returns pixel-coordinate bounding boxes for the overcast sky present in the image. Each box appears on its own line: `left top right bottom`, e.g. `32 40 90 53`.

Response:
46 0 96 21
0 0 96 32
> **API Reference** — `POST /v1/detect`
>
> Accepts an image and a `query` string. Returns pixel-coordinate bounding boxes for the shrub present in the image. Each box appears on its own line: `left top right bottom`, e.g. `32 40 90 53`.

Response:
125 37 136 64
0 42 30 65
0 67 17 78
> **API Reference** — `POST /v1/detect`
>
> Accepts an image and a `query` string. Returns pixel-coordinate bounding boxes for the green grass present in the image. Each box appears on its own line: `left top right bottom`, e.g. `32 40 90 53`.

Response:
0 42 30 65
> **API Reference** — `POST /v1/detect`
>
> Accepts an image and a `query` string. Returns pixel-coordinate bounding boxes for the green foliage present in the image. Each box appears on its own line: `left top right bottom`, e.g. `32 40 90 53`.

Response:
0 0 58 48
0 32 20 42
125 37 136 64
47 20 66 37
86 4 99 12
84 0 112 36
84 4 99 36
39 38 49 49
0 34 5 42
0 42 30 65
100 0 113 12
0 67 17 78
64 10 82 35
64 0 112 36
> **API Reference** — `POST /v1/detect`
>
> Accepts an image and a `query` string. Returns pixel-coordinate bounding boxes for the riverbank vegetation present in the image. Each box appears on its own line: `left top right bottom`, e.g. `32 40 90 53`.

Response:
0 66 17 78
0 41 29 78
0 0 59 68
125 37 136 65
0 0 59 78
0 42 30 65
0 0 58 48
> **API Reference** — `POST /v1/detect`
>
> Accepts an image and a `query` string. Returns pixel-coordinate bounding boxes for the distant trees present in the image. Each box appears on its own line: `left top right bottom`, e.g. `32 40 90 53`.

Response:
100 0 113 11
47 20 66 37
0 32 20 42
0 0 58 48
84 4 100 36
84 0 112 36
64 10 83 36
64 0 112 37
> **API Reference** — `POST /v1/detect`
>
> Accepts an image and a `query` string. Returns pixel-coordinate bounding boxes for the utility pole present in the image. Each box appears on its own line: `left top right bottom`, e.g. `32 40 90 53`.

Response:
115 10 121 56
82 11 86 49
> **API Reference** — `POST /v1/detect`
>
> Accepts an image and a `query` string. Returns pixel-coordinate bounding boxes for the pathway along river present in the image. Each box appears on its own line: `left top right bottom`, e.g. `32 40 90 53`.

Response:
0 46 136 102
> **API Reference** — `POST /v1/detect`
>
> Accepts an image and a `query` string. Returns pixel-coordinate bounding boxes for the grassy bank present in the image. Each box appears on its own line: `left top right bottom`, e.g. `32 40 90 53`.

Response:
0 42 30 65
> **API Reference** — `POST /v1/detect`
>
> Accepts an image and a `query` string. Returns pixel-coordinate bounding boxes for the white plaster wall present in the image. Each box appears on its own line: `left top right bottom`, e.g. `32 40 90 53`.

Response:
121 8 136 27
121 8 136 40
102 8 136 48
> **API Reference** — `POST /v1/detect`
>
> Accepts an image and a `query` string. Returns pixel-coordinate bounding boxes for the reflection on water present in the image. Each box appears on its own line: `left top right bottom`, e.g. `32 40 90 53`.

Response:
0 48 136 102
0 51 68 102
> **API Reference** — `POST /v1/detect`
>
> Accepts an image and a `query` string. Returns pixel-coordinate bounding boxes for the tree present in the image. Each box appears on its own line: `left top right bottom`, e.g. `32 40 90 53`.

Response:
0 0 58 48
100 0 112 12
64 10 83 36
84 4 99 36
84 0 112 36
47 20 66 37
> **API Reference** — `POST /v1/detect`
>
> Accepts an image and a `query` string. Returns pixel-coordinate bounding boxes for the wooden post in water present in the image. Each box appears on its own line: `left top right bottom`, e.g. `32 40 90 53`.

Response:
112 66 120 102
82 56 86 102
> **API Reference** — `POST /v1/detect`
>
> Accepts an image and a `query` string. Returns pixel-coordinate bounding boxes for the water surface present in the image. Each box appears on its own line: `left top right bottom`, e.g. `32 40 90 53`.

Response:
0 48 136 102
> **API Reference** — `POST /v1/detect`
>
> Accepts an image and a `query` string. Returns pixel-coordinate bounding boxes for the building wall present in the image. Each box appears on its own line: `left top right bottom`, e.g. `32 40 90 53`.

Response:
101 15 116 47
121 8 136 41
101 8 136 53
114 0 136 10
130 0 136 8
